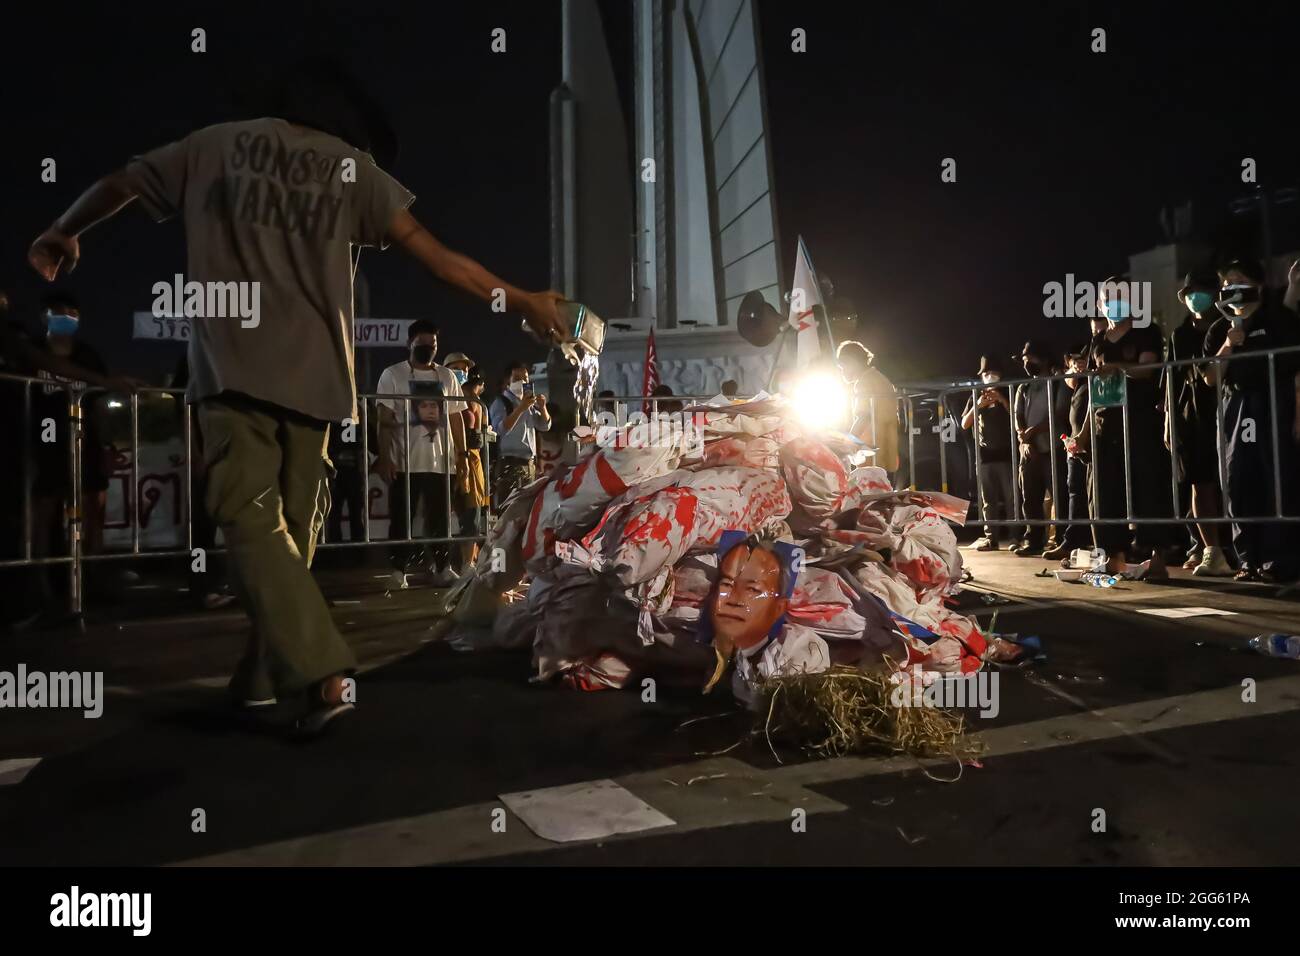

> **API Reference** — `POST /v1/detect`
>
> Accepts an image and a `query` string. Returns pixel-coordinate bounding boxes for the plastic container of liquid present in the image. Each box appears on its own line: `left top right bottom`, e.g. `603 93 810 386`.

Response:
1080 570 1118 588
1247 634 1300 659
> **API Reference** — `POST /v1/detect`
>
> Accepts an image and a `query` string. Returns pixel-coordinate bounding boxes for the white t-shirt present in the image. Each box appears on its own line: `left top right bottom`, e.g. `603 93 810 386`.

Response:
376 361 466 474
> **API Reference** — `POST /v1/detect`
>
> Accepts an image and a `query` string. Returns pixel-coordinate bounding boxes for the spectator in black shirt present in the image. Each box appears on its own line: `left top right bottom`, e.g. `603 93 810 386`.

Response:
1046 344 1094 559
325 417 367 555
1167 268 1232 576
2 291 143 625
30 293 115 608
961 354 1015 550
1012 340 1070 555
1085 314 1107 372
1090 278 1173 577
650 383 683 415
1203 257 1300 582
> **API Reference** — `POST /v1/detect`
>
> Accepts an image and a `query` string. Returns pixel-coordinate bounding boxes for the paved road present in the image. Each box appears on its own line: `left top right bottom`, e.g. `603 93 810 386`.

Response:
1 550 1298 866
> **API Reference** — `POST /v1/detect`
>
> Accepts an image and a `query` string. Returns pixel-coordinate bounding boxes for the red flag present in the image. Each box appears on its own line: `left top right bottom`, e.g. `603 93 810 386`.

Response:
642 327 660 397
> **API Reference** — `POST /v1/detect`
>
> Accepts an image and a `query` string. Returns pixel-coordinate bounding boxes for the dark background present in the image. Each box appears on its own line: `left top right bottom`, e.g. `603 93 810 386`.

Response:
2 0 1298 387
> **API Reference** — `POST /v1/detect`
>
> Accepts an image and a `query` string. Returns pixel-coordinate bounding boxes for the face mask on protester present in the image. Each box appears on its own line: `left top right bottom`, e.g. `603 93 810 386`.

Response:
410 344 435 365
980 372 1000 384
1102 299 1130 323
46 313 80 336
508 379 526 398
1218 284 1259 315
1185 291 1213 314
452 368 468 385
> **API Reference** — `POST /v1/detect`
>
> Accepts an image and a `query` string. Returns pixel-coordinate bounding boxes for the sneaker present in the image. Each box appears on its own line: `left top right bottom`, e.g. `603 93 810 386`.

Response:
1042 543 1070 561
1014 543 1044 557
970 537 994 551
430 566 460 588
1193 546 1233 577
387 570 409 590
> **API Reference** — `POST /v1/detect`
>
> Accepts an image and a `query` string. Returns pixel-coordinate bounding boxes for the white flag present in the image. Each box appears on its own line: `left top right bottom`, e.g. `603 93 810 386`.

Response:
786 236 823 365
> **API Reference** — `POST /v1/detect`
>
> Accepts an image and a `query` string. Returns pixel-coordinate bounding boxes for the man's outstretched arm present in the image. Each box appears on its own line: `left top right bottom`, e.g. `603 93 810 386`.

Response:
28 169 140 280
387 208 565 343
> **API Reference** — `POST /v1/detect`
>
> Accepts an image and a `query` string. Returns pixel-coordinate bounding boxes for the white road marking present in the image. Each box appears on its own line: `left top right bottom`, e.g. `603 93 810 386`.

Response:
175 757 843 866
1137 607 1238 619
175 675 1300 867
775 673 1300 788
500 779 675 842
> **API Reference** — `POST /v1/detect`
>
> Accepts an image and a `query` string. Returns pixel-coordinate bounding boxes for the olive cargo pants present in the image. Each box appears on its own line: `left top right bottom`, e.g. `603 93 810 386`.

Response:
198 394 356 699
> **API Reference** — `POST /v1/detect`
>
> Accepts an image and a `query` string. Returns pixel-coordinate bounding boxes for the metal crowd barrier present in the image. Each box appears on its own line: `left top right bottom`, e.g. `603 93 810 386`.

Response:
8 354 1296 619
896 344 1300 529
591 393 753 419
0 373 493 617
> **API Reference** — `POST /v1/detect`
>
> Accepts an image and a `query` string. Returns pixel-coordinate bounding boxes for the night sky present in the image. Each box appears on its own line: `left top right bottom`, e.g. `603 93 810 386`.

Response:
3 1 1298 387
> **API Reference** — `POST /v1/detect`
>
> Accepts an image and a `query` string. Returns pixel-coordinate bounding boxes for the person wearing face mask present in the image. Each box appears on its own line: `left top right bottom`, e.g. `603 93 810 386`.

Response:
1202 257 1300 582
1090 276 1173 576
1011 340 1070 556
376 320 467 588
442 351 473 387
488 360 552 509
29 293 117 610
1166 268 1232 576
961 354 1015 550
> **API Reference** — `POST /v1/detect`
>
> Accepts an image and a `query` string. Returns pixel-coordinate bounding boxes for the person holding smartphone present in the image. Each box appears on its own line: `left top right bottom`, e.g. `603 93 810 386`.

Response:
488 360 551 509
961 354 1015 550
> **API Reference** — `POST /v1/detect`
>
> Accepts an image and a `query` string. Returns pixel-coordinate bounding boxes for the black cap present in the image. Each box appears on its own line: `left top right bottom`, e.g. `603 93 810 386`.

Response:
978 354 1004 375
1177 266 1219 301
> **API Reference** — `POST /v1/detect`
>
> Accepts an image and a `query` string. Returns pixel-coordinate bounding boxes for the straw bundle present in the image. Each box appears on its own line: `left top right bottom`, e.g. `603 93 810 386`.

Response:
756 665 983 761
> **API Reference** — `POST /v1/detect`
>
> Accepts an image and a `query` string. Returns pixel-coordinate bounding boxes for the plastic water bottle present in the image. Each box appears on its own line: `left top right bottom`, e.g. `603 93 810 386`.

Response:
1080 570 1118 588
1248 634 1300 659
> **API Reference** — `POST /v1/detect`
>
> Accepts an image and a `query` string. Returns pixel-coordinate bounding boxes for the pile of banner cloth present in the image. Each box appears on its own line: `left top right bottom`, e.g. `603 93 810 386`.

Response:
443 394 1029 724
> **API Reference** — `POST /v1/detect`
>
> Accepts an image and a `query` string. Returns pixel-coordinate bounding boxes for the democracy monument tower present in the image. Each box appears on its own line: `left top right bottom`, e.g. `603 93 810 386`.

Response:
549 0 786 398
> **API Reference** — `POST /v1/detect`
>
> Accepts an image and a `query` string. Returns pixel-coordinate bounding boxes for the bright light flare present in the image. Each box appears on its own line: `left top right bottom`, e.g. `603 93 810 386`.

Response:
788 370 850 430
